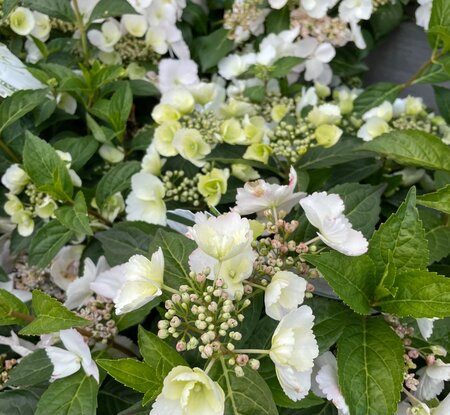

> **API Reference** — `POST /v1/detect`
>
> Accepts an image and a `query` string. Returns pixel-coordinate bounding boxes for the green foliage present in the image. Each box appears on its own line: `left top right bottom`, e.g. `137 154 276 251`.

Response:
338 317 404 415
361 130 450 173
22 132 73 201
55 192 92 235
8 349 53 387
305 252 376 314
368 188 429 276
89 0 137 23
0 389 40 415
370 2 403 39
353 82 402 116
35 371 99 415
22 0 74 21
270 57 304 78
417 184 450 214
434 85 450 122
428 0 450 49
210 360 278 415
0 288 30 326
20 290 90 335
109 82 133 138
28 221 74 268
192 29 235 71
53 137 99 171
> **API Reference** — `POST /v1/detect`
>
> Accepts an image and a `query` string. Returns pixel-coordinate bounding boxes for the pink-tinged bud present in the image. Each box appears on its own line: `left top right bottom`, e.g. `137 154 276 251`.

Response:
176 341 186 352
172 294 181 303
196 273 206 283
249 359 260 370
408 349 420 359
170 316 181 328
236 354 249 366
216 278 224 287
426 355 436 366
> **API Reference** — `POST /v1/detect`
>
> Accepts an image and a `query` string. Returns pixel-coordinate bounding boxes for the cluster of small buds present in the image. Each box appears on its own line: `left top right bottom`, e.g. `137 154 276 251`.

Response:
223 0 267 42
114 35 159 64
23 183 56 217
0 354 18 389
372 0 392 11
254 94 296 121
12 256 66 301
254 213 313 277
50 17 76 32
391 114 439 135
179 111 221 145
157 271 252 362
290 9 352 47
162 169 202 206
77 296 118 346
384 314 415 342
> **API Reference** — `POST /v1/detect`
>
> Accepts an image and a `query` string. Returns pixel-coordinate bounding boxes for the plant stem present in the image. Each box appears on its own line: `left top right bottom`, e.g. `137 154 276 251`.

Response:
87 208 113 227
401 51 442 91
245 281 266 291
233 348 270 355
162 284 180 295
204 358 216 374
304 236 320 246
72 0 90 66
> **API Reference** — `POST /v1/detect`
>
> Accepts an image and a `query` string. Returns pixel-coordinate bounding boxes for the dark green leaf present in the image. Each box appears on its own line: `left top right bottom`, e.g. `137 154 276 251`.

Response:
53 137 99 171
22 0 74 21
270 57 304 78
353 82 402 116
55 192 92 235
417 184 450 214
89 0 137 23
193 29 235 71
8 349 53 387
0 389 39 415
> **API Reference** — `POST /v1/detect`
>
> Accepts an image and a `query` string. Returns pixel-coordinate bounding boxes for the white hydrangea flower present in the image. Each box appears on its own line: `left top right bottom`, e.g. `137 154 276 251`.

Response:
125 172 167 225
301 0 338 18
362 101 393 122
46 329 99 382
158 58 199 93
416 359 450 401
357 117 390 141
56 92 77 115
9 7 35 36
1 164 29 194
50 245 84 291
0 330 37 357
150 366 225 415
146 0 178 27
270 305 319 401
308 103 341 127
311 352 349 414
416 0 433 30
161 87 195 114
141 144 165 175
64 256 110 310
114 248 164 315
31 11 51 41
417 318 438 341
218 53 256 80
269 0 288 9
90 264 127 300
235 167 305 216
87 19 122 53
300 192 368 256
172 128 211 167
265 271 307 321
71 0 100 23
25 38 44 63
121 14 148 37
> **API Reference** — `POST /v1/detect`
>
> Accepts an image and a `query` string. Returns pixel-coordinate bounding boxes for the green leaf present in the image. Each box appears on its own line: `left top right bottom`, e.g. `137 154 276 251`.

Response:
2 0 20 17
305 252 376 315
138 327 187 404
96 221 161 266
210 359 278 415
97 358 158 394
265 8 290 33
378 270 450 318
305 296 357 354
0 389 39 415
243 85 265 103
237 292 263 347
296 136 372 169
374 251 398 300
337 317 404 415
193 29 235 71
370 2 403 38
129 80 160 97
22 0 74 21
28 221 74 268
428 0 450 48
417 184 450 214
360 129 450 173
352 82 402 116
23 132 73 201
53 137 99 171
325 158 382 187
270 57 304 78
35 370 98 415
109 82 133 136
95 161 141 209
331 49 369 78
368 187 429 276
148 229 196 289
8 349 53 387
426 224 450 264
182 1 208 34
0 88 48 135
115 299 159 331
414 60 450 84
20 290 90 335
89 0 137 23
329 183 385 238
0 288 30 326
434 85 450 123
55 192 92 236
97 379 141 415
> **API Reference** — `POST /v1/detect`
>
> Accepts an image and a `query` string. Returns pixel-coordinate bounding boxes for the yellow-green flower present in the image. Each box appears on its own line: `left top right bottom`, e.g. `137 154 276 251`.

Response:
173 128 211 167
154 121 181 157
231 163 260 182
197 168 230 206
151 103 180 124
315 124 343 148
243 143 272 164
220 118 246 144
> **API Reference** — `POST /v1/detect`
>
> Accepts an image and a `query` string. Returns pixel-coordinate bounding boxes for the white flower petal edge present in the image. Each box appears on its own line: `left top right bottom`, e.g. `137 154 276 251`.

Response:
300 192 368 256
150 366 225 415
270 305 319 401
113 248 164 315
45 329 99 382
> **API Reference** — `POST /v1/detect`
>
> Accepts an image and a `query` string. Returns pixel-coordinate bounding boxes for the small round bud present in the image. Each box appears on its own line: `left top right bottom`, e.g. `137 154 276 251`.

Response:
158 329 169 339
227 343 235 351
249 359 260 370
234 366 245 377
157 320 169 329
176 341 186 352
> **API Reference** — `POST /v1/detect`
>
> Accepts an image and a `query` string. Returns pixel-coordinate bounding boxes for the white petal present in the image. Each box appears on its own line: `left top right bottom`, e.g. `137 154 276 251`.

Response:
46 347 80 380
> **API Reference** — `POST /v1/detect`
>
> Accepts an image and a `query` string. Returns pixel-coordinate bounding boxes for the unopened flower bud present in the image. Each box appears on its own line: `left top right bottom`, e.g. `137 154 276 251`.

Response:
249 359 260 370
234 366 244 377
176 341 186 352
158 329 169 339
158 320 169 329
236 354 249 366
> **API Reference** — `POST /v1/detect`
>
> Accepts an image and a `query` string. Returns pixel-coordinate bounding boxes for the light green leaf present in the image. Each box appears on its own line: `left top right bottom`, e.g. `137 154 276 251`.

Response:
417 184 450 214
0 288 30 326
428 0 450 47
210 359 278 415
374 251 398 301
23 131 73 201
55 192 92 236
89 0 137 23
97 358 158 394
270 56 304 78
378 270 450 318
352 82 402 116
8 349 53 387
426 224 450 264
20 290 90 335
360 130 450 173
304 252 376 315
96 221 162 266
337 317 404 415
329 183 385 238
35 370 98 415
148 229 196 289
22 0 74 21
305 296 357 354
95 161 141 209
0 88 48 135
368 187 429 276
28 221 74 268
